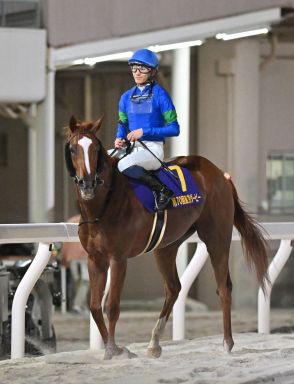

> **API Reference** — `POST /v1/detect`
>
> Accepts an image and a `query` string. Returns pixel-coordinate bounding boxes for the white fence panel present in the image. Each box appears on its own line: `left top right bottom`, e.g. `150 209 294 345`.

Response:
173 222 294 340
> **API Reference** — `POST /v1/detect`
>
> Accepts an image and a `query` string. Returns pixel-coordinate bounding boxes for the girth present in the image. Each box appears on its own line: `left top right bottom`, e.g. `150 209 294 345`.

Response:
139 210 167 255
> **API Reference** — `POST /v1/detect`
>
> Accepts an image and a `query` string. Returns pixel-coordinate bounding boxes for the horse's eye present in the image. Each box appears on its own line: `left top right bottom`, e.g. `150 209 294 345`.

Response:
70 146 76 155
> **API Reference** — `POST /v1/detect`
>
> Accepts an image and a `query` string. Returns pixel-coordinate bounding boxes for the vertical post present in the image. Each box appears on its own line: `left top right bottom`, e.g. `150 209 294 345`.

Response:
28 125 37 222
44 64 56 222
84 74 92 120
61 266 67 314
173 243 208 340
171 47 191 277
29 53 56 222
232 40 260 210
171 47 190 157
258 239 293 333
11 243 51 359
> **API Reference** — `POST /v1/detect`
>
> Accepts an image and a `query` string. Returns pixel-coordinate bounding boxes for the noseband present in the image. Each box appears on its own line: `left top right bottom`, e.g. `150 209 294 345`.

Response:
65 131 105 189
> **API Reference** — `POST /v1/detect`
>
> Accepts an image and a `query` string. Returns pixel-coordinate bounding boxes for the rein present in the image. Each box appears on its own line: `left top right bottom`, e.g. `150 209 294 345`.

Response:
118 120 179 181
109 137 135 159
78 165 117 226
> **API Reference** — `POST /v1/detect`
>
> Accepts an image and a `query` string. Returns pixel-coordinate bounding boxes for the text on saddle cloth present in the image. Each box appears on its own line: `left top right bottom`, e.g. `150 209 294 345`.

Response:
129 164 203 212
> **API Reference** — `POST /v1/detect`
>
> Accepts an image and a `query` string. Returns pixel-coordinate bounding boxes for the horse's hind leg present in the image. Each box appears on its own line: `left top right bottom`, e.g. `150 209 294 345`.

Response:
148 244 181 358
197 223 234 352
212 256 234 352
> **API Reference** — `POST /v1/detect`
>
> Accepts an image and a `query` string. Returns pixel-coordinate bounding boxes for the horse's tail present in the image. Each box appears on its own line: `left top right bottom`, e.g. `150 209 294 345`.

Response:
229 178 269 292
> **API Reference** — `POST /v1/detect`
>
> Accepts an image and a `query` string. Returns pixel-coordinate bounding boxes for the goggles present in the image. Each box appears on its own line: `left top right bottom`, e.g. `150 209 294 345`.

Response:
130 64 152 74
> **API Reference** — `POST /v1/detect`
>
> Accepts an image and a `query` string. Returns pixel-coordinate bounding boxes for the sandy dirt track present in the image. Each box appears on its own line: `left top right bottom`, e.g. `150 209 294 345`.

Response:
1 309 294 384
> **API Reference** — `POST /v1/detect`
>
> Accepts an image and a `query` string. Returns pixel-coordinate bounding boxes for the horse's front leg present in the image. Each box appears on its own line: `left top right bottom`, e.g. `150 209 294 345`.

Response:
88 256 109 346
104 257 136 360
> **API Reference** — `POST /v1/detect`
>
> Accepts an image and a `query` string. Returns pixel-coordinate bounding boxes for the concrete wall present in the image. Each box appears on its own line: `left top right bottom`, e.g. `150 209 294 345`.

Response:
0 28 46 103
42 0 294 47
198 38 260 209
197 38 261 309
259 42 294 212
196 36 294 310
0 117 28 223
197 39 234 168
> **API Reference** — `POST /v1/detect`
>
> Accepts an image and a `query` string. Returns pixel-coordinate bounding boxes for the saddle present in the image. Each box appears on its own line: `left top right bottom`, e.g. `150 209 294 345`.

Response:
129 164 203 213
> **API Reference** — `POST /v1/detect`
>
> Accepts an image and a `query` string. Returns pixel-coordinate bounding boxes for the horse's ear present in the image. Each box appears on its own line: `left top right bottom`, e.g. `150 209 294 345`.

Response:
69 116 77 133
91 115 104 134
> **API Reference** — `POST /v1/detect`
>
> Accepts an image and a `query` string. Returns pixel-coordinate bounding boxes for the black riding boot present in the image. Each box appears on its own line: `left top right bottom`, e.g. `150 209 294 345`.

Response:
122 165 173 211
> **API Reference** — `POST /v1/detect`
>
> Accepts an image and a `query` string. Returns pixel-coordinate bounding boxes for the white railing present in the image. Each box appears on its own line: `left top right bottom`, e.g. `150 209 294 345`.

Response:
0 221 293 359
172 222 294 340
0 223 84 359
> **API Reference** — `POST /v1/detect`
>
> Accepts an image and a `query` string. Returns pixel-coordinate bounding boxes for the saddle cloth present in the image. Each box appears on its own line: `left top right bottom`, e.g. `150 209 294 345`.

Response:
129 164 203 213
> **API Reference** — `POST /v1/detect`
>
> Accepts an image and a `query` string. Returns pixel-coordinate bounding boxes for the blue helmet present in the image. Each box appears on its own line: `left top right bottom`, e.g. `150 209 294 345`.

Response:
128 49 159 69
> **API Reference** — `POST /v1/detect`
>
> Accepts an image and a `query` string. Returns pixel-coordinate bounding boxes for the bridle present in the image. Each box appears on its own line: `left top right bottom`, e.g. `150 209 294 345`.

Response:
65 130 105 190
65 130 117 226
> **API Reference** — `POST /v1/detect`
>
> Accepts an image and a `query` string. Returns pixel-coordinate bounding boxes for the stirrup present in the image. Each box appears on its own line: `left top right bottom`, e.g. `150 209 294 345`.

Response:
154 188 173 211
156 197 172 211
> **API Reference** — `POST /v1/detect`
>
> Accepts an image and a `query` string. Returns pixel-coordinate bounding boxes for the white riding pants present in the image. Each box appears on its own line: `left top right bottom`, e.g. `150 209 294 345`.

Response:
113 141 164 172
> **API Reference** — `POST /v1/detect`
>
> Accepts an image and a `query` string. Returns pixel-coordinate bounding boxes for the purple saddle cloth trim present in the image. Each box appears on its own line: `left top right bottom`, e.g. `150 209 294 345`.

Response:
129 164 203 213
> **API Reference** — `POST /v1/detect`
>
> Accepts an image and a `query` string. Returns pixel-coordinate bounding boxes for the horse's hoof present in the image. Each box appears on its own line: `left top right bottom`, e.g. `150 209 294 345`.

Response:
104 346 137 360
103 350 113 360
223 339 234 353
104 345 123 360
147 346 162 358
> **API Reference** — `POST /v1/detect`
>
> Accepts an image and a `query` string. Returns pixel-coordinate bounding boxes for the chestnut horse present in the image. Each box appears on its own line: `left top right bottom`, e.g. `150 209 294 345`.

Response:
65 116 268 360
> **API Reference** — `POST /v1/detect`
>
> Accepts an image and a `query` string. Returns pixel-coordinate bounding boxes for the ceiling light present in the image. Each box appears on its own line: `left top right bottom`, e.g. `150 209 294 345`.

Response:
84 51 133 66
71 59 84 65
71 41 204 67
216 28 269 41
149 40 203 52
72 51 133 66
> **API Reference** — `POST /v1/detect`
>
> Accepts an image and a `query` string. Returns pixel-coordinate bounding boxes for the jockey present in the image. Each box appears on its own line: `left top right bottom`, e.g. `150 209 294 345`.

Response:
115 48 180 211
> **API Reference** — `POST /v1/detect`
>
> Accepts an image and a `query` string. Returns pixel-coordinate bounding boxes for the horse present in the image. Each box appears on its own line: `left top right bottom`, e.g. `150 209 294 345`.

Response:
65 116 268 360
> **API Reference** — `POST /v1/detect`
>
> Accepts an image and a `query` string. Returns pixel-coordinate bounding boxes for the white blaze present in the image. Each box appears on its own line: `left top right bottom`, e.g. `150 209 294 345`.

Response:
78 136 93 174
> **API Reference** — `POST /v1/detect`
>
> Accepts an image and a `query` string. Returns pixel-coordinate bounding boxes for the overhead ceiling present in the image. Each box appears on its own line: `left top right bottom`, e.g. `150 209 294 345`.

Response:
51 8 283 69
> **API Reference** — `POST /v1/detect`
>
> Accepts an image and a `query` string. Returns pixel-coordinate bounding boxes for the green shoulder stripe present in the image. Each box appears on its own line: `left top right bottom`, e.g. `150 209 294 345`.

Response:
163 110 177 124
119 112 128 124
